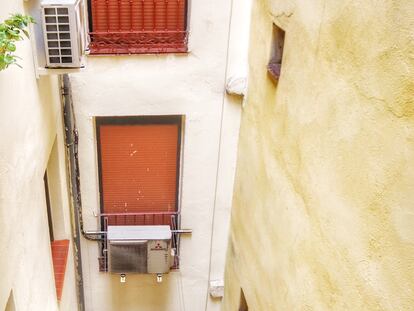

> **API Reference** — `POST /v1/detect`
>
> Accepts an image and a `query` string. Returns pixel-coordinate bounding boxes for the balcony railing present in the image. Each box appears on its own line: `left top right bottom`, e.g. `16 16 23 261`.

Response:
89 30 188 54
101 211 178 226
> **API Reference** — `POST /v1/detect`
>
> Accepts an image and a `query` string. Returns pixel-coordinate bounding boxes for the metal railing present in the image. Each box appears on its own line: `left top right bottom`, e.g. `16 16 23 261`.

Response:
89 30 188 54
101 211 178 226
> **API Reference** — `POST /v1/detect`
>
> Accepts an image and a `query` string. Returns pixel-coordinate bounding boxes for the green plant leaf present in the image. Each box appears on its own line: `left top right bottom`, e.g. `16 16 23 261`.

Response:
0 13 34 71
4 54 15 64
6 42 16 52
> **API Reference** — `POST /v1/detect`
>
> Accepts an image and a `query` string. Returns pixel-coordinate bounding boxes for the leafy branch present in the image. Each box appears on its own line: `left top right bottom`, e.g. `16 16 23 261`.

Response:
0 14 35 71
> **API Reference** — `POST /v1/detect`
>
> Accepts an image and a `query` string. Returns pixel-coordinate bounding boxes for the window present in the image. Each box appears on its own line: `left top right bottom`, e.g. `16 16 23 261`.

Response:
267 23 285 83
96 116 183 271
88 0 188 54
44 172 54 242
96 116 182 225
44 139 70 301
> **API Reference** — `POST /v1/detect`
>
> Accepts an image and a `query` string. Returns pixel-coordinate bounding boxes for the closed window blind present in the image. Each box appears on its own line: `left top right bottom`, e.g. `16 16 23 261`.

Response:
98 122 180 215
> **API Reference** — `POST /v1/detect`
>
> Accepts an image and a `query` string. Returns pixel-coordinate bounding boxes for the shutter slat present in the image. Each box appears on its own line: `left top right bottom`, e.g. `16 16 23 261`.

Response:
154 0 166 30
131 0 143 31
92 0 109 31
119 0 132 30
166 0 177 30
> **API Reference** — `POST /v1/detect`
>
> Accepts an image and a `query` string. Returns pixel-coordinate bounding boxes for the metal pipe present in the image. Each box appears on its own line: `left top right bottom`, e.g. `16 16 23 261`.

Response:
84 231 107 235
61 74 86 311
85 229 192 235
62 74 104 241
99 212 178 216
171 229 193 234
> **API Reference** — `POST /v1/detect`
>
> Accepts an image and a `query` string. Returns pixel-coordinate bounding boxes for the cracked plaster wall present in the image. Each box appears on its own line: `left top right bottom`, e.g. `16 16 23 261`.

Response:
222 0 414 310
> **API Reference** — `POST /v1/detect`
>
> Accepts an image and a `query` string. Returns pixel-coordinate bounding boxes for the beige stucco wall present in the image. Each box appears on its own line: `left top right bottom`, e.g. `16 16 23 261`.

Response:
68 0 243 310
0 1 78 310
223 0 414 310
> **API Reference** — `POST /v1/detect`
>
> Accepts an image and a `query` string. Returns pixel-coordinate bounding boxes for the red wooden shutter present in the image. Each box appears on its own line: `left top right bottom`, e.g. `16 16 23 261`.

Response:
90 0 188 54
99 124 179 215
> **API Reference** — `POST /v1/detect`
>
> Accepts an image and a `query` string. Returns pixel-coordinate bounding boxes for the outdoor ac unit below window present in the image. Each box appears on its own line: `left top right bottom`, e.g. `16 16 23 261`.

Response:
41 0 87 68
107 225 172 274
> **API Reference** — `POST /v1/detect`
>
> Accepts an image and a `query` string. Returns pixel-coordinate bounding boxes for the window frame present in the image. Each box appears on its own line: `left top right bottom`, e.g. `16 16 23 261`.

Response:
95 115 183 218
44 140 70 301
95 115 184 271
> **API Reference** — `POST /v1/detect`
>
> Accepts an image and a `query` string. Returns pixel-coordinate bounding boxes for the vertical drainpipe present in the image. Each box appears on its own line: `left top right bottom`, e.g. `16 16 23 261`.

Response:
61 74 86 311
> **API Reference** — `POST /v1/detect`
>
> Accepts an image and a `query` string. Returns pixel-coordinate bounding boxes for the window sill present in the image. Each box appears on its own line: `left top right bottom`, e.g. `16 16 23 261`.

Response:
88 46 188 55
51 240 70 301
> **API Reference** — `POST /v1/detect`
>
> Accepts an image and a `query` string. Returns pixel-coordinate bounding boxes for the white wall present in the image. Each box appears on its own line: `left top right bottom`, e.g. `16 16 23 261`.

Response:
206 0 252 309
68 0 244 310
0 1 78 310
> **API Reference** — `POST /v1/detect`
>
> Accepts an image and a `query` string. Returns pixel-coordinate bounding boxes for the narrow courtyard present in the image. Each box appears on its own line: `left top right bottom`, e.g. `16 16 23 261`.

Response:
1 0 413 310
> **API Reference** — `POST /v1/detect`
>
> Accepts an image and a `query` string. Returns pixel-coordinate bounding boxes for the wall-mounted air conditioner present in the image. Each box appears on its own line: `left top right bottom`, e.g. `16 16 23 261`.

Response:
107 226 172 275
41 0 88 68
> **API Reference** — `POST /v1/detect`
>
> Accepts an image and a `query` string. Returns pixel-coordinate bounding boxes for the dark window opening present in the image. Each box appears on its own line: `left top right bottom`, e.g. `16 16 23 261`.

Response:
267 23 285 83
44 172 54 242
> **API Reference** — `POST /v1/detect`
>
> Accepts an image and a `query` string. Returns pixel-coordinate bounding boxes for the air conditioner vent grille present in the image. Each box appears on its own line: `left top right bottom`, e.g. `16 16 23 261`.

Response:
109 242 148 273
43 6 73 65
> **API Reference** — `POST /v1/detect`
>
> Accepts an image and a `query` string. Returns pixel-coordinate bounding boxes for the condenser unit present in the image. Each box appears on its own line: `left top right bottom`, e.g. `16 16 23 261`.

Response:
41 0 88 68
107 225 172 274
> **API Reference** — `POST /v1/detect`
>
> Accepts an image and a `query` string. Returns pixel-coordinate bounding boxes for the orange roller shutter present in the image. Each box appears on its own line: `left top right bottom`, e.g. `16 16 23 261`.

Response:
154 0 167 30
99 123 179 215
119 0 132 31
131 0 144 31
107 0 120 31
91 0 109 32
143 0 155 30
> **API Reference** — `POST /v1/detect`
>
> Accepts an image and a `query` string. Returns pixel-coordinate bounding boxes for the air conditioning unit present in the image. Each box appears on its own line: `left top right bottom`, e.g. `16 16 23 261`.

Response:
107 225 172 274
41 0 88 68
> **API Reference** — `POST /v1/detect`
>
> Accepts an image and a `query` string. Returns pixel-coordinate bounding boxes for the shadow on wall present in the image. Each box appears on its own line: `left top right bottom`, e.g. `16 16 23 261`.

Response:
109 273 177 310
5 290 16 311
